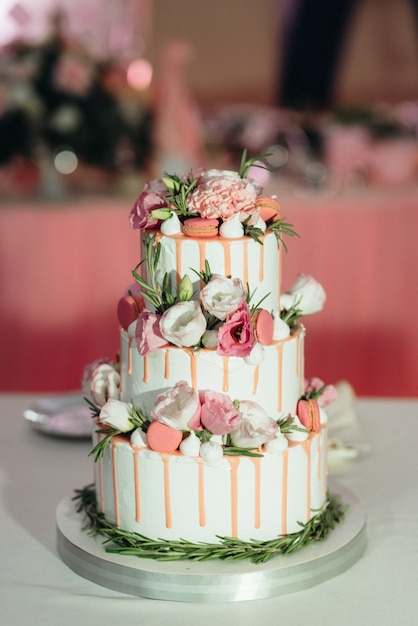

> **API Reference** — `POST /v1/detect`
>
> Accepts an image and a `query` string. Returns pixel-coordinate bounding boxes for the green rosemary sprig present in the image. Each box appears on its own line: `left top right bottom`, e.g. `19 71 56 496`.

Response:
268 217 300 252
242 216 265 244
161 173 199 215
238 149 273 179
280 296 303 329
191 259 212 284
73 485 347 564
132 234 176 314
277 414 309 435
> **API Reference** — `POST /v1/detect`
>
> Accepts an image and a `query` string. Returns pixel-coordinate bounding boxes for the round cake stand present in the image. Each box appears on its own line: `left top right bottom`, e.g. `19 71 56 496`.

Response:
56 480 366 603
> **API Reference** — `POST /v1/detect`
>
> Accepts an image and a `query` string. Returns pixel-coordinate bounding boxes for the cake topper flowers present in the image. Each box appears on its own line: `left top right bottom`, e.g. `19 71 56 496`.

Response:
129 150 299 247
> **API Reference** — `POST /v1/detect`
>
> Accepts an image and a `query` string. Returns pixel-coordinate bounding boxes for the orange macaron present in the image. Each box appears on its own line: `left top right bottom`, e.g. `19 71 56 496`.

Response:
296 398 321 433
255 196 281 222
146 420 183 452
182 217 219 238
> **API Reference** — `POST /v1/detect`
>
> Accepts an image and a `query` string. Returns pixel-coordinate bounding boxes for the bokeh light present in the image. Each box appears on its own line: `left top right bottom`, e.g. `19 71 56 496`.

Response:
126 58 153 90
54 149 78 174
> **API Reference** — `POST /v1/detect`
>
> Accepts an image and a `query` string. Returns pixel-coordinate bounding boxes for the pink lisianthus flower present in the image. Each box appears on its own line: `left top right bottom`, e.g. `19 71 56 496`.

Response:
188 172 257 220
200 275 247 321
199 390 241 435
217 302 254 357
151 381 201 431
159 301 207 347
129 179 168 229
136 311 168 355
304 377 338 407
229 400 279 448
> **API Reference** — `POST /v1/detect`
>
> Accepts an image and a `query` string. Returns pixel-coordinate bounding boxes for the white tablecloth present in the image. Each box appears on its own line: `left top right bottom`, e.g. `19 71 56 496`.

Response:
0 394 417 625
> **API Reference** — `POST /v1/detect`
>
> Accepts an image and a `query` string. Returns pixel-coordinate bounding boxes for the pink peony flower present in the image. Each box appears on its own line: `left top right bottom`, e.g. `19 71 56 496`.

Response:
200 275 247 321
129 179 168 229
151 381 201 431
217 302 254 357
188 174 257 220
136 311 168 355
159 301 207 347
229 400 279 448
200 390 241 435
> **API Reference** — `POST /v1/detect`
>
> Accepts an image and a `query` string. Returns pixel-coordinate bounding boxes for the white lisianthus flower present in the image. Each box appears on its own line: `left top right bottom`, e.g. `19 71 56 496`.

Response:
90 364 120 407
151 381 201 431
229 400 279 448
280 274 326 315
200 440 223 464
100 399 133 432
200 275 247 321
159 301 206 347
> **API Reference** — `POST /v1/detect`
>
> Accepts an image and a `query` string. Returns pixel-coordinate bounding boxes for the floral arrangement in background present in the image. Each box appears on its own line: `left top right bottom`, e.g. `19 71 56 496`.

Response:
0 12 152 194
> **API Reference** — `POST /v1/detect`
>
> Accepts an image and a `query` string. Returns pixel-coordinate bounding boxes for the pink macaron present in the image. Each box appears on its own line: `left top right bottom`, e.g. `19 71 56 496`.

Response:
182 217 219 238
297 399 321 432
117 295 144 330
252 309 274 345
146 420 183 452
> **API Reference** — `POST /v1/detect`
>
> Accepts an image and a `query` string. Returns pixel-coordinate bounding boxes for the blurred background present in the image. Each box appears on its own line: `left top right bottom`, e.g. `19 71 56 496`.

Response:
1 0 417 397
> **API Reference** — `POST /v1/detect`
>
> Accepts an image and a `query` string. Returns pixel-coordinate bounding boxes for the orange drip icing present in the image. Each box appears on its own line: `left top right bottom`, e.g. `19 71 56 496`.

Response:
281 449 288 534
243 239 249 286
127 335 133 375
275 343 283 412
301 436 312 521
199 241 206 275
222 356 229 392
197 460 206 527
250 458 261 529
187 349 197 388
161 454 172 528
143 355 149 383
227 456 240 537
133 448 141 522
164 349 170 379
175 238 183 284
252 365 259 394
259 243 264 282
111 441 120 527
218 239 231 277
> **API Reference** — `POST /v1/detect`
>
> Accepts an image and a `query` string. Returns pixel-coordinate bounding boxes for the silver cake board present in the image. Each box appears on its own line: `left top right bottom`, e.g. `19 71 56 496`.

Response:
56 480 366 603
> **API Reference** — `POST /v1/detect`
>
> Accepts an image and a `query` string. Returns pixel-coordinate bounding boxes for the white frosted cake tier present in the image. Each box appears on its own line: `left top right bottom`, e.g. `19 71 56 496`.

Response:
142 229 282 313
93 427 327 543
120 326 305 418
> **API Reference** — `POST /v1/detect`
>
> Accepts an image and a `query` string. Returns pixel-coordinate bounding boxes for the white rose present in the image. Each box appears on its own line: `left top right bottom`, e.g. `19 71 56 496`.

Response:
200 275 247 321
151 381 201 431
100 399 133 432
280 274 326 315
159 301 206 347
90 364 120 407
229 400 279 448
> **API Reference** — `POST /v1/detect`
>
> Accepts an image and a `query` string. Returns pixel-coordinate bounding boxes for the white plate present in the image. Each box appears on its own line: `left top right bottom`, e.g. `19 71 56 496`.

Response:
24 393 93 438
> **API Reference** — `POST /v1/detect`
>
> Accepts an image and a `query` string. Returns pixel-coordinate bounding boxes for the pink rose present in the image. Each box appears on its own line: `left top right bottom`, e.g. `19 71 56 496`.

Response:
200 390 241 435
188 174 257 220
217 303 254 357
129 180 168 229
229 400 279 448
151 381 201 431
200 275 247 321
136 311 168 355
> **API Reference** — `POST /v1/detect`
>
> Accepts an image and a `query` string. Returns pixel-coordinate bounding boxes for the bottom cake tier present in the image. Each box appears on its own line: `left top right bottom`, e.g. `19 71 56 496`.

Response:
93 426 328 543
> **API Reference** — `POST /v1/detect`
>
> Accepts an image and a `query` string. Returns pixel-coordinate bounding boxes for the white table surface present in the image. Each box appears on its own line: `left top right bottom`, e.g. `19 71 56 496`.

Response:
1 394 417 626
